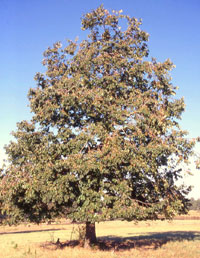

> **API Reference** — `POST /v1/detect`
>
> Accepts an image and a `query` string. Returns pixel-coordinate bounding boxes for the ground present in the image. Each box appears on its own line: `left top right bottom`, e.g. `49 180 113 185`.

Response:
0 211 200 257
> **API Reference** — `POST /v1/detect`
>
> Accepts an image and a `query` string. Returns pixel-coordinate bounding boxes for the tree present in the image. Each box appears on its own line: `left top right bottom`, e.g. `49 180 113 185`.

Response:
190 198 200 210
0 5 195 247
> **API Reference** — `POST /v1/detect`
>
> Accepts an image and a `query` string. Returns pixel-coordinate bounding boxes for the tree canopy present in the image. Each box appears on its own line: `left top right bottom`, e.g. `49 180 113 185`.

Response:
0 5 195 246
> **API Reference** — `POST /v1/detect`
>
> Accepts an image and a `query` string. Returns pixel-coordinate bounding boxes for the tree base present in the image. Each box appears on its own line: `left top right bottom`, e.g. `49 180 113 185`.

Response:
84 222 97 248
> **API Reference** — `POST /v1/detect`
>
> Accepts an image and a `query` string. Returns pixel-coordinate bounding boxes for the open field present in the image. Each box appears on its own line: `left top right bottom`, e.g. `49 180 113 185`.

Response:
0 212 200 258
174 210 200 220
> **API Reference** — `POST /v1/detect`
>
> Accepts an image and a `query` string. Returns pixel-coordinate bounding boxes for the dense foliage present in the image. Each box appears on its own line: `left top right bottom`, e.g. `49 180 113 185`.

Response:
0 5 195 244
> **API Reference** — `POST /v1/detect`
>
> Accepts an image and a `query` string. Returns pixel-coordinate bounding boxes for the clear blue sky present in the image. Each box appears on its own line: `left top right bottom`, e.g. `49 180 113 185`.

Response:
1 0 200 197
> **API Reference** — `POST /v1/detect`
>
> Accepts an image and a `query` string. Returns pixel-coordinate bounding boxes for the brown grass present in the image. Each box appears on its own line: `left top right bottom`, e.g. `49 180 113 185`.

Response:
0 211 200 257
174 209 200 220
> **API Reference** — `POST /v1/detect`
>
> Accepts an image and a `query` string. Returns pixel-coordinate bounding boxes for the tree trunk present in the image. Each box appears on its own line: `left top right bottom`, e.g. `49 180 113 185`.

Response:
84 222 97 248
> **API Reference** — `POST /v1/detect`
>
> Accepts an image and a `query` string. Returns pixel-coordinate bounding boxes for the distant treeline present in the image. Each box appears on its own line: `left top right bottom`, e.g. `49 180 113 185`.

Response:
190 198 200 210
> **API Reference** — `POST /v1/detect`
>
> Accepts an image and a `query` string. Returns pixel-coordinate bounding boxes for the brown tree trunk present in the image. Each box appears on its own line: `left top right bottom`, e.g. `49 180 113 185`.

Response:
84 222 97 248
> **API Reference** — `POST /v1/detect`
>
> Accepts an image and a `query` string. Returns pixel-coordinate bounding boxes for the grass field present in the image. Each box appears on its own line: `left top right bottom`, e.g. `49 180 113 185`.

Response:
0 211 200 257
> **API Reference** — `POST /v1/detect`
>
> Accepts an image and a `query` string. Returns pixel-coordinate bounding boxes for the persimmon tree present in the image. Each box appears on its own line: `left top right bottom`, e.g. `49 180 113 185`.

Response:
0 5 195 247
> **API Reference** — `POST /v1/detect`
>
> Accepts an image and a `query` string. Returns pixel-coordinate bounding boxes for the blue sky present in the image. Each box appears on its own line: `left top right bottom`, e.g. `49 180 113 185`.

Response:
1 0 200 198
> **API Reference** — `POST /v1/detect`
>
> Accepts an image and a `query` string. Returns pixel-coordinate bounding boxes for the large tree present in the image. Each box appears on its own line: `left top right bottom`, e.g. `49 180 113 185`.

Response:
0 5 195 247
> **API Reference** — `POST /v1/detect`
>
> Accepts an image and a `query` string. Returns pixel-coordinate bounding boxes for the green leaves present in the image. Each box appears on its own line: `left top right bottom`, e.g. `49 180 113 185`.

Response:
0 5 195 226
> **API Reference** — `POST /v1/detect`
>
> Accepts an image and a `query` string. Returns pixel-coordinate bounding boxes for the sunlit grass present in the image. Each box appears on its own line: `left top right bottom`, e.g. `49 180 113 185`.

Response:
0 212 200 257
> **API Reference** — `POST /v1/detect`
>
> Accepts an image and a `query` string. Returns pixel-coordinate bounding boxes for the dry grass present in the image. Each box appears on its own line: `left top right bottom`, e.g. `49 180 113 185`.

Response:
0 212 200 257
174 209 200 220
